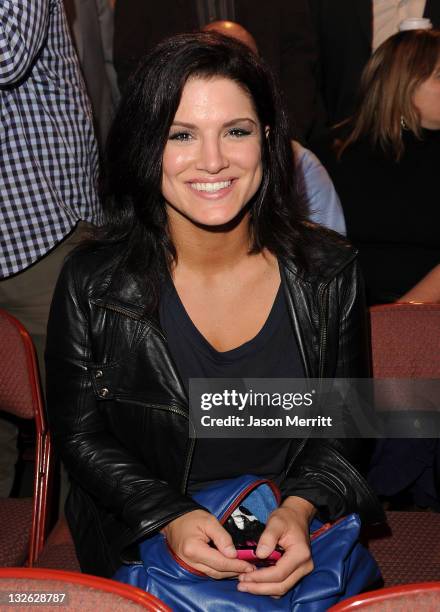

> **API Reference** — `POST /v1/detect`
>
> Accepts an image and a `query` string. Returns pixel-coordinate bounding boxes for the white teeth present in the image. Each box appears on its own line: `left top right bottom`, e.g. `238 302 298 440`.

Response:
190 180 232 192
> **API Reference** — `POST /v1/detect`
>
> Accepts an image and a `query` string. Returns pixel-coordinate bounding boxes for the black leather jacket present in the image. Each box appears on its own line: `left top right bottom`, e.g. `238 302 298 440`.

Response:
46 232 384 577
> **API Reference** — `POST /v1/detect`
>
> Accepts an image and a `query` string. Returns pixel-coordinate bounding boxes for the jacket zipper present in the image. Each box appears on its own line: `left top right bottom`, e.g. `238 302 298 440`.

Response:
317 282 329 379
181 437 195 494
284 281 329 476
92 300 167 341
117 397 188 420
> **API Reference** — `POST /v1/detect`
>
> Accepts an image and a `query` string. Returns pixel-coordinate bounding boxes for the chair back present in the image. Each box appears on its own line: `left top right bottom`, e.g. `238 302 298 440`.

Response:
0 567 171 611
0 309 53 564
370 303 440 378
0 309 43 418
329 581 440 610
369 303 440 413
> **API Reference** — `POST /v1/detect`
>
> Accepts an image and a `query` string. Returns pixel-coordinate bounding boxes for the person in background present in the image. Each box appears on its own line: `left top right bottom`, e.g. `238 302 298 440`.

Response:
291 141 346 236
203 20 346 235
0 0 99 496
315 27 440 306
113 0 325 143
315 26 440 512
308 0 440 131
64 0 120 152
203 19 258 53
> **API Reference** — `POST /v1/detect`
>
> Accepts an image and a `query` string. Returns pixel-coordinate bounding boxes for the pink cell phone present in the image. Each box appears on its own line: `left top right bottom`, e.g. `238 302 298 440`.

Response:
236 546 282 566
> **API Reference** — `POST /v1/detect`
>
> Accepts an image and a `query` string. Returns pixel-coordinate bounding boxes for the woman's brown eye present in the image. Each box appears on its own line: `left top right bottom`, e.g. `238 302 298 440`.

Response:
169 132 193 141
228 128 251 137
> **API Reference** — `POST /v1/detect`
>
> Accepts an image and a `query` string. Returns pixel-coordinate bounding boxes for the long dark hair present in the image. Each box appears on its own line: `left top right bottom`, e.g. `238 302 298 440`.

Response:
97 32 309 311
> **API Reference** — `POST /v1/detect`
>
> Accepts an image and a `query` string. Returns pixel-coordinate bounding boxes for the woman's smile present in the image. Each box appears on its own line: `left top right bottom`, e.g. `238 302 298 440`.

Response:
187 178 235 198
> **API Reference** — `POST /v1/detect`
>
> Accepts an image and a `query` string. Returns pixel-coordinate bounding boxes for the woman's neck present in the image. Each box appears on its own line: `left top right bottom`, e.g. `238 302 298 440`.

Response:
167 208 253 275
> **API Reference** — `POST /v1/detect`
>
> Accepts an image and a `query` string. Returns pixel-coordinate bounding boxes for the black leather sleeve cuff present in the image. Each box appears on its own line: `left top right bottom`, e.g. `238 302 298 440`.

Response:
122 485 205 544
280 474 348 522
282 441 385 525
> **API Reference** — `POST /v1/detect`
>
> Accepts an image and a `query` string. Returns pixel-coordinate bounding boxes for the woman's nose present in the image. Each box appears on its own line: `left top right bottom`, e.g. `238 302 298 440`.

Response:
196 137 229 174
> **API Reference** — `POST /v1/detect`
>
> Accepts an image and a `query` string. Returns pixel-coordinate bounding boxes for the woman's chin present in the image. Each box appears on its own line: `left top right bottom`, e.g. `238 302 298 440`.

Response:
188 207 249 231
166 198 252 232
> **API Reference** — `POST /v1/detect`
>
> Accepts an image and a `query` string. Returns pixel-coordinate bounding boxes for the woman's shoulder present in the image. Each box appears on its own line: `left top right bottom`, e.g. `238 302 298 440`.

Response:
64 239 123 272
59 240 128 296
284 222 358 284
59 239 155 314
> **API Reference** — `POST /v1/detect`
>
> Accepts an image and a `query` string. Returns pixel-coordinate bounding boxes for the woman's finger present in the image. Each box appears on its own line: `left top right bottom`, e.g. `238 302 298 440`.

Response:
237 559 314 596
254 512 287 560
239 544 312 584
206 520 238 558
181 539 254 575
190 562 248 580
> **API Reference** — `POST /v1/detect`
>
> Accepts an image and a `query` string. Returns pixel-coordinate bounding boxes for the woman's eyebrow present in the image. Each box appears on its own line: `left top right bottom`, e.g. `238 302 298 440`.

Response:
170 121 197 128
223 118 258 128
171 118 258 128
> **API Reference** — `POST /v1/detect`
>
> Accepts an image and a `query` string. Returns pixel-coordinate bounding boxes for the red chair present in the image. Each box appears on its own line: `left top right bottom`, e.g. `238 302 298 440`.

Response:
35 517 80 572
0 567 171 611
364 511 440 586
365 303 440 586
370 303 440 378
0 309 53 566
329 582 440 610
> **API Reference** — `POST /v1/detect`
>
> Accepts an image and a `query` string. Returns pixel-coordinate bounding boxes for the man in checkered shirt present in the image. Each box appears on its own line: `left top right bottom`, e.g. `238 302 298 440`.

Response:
0 0 100 495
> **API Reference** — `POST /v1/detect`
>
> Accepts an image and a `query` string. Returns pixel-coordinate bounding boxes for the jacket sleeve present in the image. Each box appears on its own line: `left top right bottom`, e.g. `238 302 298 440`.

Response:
281 259 385 524
0 0 50 85
45 255 203 545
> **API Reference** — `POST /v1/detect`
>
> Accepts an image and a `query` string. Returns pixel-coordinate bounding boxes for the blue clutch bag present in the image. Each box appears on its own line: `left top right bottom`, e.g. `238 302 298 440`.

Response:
114 475 381 611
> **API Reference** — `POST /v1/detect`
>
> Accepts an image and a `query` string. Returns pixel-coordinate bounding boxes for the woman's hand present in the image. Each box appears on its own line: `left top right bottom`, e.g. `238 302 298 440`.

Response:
162 509 255 579
237 496 315 597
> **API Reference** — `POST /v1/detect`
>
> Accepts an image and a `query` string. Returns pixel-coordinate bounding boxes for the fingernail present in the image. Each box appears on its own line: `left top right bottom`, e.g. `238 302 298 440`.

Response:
237 584 247 592
257 545 271 556
224 545 236 556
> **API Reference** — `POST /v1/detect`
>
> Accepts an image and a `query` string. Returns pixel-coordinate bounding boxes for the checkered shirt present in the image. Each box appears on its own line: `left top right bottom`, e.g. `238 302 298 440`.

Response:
0 0 100 278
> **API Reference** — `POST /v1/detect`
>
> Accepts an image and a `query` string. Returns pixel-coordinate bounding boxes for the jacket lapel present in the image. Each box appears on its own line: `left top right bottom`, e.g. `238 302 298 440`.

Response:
94 270 189 409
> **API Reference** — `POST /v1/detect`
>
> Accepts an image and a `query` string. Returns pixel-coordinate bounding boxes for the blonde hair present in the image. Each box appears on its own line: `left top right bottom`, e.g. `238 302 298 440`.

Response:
339 30 440 160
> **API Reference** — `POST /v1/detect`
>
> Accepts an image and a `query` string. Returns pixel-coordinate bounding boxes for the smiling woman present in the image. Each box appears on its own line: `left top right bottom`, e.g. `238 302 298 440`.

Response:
45 32 383 606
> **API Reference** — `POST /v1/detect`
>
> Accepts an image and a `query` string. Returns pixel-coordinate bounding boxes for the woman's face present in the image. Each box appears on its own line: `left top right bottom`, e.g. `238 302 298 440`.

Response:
412 61 440 130
162 76 263 227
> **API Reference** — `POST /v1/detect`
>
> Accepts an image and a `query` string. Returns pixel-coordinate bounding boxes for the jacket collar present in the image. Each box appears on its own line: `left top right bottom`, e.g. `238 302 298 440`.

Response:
94 230 357 317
